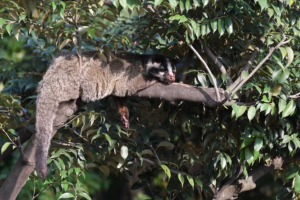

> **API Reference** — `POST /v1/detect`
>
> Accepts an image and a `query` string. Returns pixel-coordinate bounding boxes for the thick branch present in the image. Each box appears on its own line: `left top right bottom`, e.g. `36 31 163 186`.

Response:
203 45 233 85
215 157 284 200
133 83 229 107
0 100 78 200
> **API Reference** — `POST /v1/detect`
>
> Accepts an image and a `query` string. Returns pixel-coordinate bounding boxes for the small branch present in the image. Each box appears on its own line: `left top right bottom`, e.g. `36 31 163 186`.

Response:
203 45 233 85
32 184 53 200
289 92 300 99
230 34 287 97
150 145 161 164
227 37 264 92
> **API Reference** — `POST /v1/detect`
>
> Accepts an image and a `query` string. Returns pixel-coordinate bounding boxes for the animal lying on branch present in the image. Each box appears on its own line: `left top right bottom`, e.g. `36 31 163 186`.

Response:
35 51 177 178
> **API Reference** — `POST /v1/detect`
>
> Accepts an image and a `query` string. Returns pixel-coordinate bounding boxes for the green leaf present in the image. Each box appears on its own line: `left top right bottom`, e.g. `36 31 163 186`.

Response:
154 0 163 7
119 0 127 8
254 137 263 151
258 0 268 10
282 100 296 118
186 175 194 188
0 18 6 28
247 106 256 121
78 192 92 200
87 27 95 38
1 142 11 154
245 147 253 165
194 178 203 189
185 0 191 11
169 14 188 23
211 20 217 33
120 146 129 159
178 173 185 187
279 47 287 59
169 0 179 11
225 17 233 36
161 164 171 180
237 106 247 119
286 165 299 180
8 129 18 136
58 192 75 199
278 71 290 83
218 18 225 37
278 99 286 114
282 135 291 144
5 23 12 35
202 0 209 7
240 138 253 149
294 173 300 194
285 47 294 67
220 156 226 169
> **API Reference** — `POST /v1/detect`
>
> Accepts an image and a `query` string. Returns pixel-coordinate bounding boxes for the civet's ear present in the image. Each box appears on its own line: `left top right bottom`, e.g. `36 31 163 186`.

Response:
151 55 164 63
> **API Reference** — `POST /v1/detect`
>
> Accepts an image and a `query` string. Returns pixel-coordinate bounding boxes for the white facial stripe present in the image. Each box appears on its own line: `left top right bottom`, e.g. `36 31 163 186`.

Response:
167 62 174 76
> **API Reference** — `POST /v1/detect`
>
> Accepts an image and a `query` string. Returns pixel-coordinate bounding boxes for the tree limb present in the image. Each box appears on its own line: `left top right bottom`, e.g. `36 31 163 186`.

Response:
214 157 284 200
133 83 229 107
0 100 78 200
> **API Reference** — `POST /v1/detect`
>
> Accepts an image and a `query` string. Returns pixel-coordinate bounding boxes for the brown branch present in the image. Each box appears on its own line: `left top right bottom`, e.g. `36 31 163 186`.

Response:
203 45 233 85
227 37 265 92
214 157 284 200
230 34 287 97
133 83 229 107
0 100 78 200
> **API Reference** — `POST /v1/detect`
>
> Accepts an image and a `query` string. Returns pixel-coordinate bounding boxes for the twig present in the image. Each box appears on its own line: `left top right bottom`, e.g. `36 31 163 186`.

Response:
230 34 287 97
203 45 233 85
150 145 161 164
32 184 53 200
189 44 221 101
146 5 221 102
227 37 264 92
289 92 300 99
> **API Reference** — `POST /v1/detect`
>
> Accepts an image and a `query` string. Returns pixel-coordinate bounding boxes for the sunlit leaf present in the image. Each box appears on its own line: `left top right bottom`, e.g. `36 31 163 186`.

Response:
58 193 75 199
1 142 11 154
187 175 194 188
178 173 185 187
285 47 294 67
282 100 296 118
121 146 129 159
247 106 256 121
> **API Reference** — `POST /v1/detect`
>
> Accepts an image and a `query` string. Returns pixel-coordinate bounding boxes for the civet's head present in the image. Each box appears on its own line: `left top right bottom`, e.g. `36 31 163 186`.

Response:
145 55 177 84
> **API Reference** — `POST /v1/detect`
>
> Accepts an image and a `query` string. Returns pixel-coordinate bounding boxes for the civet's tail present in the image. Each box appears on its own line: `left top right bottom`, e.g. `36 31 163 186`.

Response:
35 92 59 178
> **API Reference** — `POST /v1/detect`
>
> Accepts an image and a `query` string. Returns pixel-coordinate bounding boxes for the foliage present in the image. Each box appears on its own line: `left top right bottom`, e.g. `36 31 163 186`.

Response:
0 0 300 199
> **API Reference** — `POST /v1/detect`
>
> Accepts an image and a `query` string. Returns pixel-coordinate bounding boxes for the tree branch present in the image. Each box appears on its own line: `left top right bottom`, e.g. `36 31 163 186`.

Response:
230 34 287 97
0 100 78 200
227 37 265 92
133 83 229 107
203 45 233 85
214 157 284 200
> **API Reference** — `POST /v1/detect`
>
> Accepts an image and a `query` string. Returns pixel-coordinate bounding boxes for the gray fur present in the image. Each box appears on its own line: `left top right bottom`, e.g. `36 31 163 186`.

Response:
35 51 174 178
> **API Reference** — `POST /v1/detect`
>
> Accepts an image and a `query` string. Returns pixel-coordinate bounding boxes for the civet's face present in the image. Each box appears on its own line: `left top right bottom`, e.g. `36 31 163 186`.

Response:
145 55 176 84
